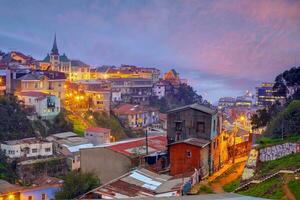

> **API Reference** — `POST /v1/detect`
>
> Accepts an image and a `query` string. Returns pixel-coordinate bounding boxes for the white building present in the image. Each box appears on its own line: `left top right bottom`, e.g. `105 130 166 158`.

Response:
0 138 53 159
153 82 166 99
111 88 122 102
17 91 60 119
85 127 111 145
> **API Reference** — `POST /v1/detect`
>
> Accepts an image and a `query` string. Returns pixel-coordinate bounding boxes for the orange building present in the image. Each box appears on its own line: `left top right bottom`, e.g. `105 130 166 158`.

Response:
168 138 210 177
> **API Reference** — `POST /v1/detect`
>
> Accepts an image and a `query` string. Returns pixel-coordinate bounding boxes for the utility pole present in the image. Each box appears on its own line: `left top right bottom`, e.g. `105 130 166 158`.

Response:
145 129 149 155
281 119 284 140
232 123 237 164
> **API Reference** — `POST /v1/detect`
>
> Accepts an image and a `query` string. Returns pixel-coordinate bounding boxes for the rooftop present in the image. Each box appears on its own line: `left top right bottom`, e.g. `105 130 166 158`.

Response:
47 132 78 140
113 103 159 115
86 127 110 134
167 103 217 115
3 137 49 145
18 70 67 80
168 138 210 148
57 136 91 147
0 179 22 195
87 135 167 157
18 91 54 100
80 168 189 199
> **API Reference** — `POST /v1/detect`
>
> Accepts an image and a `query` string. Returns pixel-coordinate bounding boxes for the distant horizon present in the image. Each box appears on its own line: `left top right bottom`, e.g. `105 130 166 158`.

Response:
1 0 300 102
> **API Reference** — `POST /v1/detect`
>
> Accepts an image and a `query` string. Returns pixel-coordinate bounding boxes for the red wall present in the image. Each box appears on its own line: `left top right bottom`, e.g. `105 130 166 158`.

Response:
169 143 202 176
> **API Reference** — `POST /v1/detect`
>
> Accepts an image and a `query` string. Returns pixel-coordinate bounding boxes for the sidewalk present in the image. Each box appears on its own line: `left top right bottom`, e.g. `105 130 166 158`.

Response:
208 156 248 182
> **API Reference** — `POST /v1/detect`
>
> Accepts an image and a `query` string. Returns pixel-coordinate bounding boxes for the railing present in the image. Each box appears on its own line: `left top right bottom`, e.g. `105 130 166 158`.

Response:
234 167 300 192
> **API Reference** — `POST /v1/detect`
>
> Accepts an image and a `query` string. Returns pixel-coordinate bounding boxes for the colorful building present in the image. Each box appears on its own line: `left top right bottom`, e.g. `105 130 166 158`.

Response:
113 104 159 129
38 35 90 81
17 91 60 119
16 70 67 100
167 103 223 174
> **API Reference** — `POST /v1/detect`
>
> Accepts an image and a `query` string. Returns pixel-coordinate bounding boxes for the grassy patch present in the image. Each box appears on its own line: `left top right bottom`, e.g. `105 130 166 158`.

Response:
223 178 241 192
212 161 244 183
256 135 300 148
198 184 214 194
288 179 300 200
238 176 284 199
66 114 87 136
257 153 300 177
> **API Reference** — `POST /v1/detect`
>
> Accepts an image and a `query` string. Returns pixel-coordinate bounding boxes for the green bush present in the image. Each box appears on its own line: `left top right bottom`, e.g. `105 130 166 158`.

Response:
55 171 100 199
288 179 300 200
198 184 214 194
238 176 284 199
223 179 241 192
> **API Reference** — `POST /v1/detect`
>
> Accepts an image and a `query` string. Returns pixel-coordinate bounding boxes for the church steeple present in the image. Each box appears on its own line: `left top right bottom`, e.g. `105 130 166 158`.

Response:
51 33 59 55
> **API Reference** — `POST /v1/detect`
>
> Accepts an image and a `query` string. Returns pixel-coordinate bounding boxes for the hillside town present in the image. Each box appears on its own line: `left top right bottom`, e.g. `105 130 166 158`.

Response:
2 0 300 199
0 34 299 200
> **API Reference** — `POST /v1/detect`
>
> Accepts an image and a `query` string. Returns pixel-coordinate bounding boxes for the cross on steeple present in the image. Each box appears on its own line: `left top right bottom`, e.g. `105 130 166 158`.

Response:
51 33 59 55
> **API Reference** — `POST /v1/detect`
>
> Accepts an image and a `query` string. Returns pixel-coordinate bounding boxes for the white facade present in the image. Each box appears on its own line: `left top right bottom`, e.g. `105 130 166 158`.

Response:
0 138 53 158
85 128 110 145
18 92 60 119
153 83 165 99
127 111 159 128
111 90 122 102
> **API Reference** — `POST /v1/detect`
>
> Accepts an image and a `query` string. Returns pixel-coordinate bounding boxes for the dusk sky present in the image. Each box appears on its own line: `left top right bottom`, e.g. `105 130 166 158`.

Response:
1 0 300 103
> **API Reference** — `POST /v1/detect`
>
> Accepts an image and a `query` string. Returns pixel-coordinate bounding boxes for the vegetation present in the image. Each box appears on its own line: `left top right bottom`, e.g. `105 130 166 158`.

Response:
288 179 300 200
0 151 18 183
55 171 100 199
66 113 87 136
198 184 214 194
273 66 300 101
46 110 73 134
0 95 35 140
256 153 300 177
223 179 241 192
256 135 300 148
238 176 284 199
91 111 132 140
265 100 300 138
150 83 208 113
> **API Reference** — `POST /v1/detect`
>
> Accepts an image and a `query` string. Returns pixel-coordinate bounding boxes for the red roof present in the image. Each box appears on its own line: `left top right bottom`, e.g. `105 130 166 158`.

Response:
86 127 110 134
19 91 52 98
113 104 159 115
107 135 167 156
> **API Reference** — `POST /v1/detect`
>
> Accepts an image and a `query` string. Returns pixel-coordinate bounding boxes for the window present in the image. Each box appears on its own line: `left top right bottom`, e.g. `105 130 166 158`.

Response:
196 122 205 133
28 196 33 200
186 151 192 158
175 121 182 131
213 119 216 132
42 193 46 200
45 148 51 152
31 148 38 153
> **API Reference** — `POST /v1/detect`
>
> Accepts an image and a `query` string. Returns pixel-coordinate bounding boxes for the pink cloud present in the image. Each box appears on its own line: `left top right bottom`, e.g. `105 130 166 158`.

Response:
214 0 300 27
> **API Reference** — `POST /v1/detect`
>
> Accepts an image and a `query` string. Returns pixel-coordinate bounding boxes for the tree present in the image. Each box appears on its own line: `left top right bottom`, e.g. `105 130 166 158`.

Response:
0 150 18 183
55 171 100 199
0 95 35 141
273 67 300 100
265 100 300 137
250 108 271 130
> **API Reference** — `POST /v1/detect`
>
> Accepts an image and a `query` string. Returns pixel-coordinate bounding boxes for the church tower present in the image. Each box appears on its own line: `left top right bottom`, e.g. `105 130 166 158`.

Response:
50 34 60 70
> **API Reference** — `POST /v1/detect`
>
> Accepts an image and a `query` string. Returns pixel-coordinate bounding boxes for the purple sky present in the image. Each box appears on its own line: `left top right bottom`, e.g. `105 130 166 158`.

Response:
1 0 300 103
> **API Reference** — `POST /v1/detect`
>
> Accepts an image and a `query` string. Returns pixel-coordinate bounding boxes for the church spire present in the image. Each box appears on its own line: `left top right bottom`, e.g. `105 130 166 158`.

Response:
51 33 59 55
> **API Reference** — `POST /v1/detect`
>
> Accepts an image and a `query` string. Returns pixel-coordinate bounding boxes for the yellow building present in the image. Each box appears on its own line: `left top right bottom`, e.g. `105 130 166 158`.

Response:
17 71 67 100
